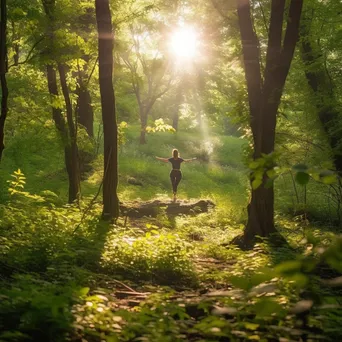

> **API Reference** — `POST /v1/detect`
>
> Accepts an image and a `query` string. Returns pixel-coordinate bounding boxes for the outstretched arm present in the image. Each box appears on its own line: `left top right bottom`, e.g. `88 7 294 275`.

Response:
155 156 169 162
183 157 197 162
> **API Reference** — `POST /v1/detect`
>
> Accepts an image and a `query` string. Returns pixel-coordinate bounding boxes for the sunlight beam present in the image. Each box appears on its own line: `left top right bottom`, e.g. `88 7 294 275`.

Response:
170 26 199 60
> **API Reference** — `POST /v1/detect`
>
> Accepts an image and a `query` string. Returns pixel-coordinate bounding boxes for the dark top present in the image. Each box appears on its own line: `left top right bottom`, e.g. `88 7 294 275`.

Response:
168 157 184 170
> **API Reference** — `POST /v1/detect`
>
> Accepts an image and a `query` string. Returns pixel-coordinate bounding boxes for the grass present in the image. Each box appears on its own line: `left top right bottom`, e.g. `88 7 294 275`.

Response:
2 124 341 228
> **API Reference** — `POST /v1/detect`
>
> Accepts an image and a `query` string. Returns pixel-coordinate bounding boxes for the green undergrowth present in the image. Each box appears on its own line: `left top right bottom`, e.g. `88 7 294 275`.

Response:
1 184 342 341
101 231 197 286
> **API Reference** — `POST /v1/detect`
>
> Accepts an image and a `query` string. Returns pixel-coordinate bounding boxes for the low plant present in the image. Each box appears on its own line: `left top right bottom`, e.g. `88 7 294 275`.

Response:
101 231 197 286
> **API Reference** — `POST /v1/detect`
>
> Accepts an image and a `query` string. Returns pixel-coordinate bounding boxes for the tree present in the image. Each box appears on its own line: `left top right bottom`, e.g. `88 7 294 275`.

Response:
74 6 95 138
95 0 119 220
58 63 81 202
120 24 173 144
234 0 304 247
171 84 183 130
0 0 8 161
300 2 342 173
42 0 81 203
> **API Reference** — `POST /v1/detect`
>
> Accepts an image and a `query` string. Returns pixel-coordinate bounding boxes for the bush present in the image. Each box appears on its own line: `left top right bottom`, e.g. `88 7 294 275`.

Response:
101 231 197 286
0 275 75 342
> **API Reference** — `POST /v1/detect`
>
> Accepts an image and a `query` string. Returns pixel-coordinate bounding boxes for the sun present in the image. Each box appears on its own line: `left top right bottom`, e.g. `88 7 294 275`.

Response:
170 26 199 60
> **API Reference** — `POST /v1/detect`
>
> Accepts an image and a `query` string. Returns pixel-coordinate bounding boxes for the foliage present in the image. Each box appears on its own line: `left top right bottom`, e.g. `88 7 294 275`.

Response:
0 276 76 342
1 0 342 340
101 230 196 285
146 118 176 134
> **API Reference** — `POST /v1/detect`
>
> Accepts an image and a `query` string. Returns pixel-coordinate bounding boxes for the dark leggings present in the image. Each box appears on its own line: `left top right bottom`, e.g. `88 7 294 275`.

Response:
170 170 182 193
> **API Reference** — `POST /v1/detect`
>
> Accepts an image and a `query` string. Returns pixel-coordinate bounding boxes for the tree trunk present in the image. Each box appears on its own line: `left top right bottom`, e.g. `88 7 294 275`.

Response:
46 64 72 181
75 63 94 137
300 10 342 172
235 0 303 247
139 109 147 144
172 86 183 131
58 64 81 203
0 0 8 161
11 21 19 66
46 65 67 137
95 0 119 220
75 7 95 138
75 66 95 176
76 83 94 137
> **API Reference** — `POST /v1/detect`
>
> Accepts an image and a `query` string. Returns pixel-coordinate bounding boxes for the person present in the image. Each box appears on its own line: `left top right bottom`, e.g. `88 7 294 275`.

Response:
155 149 196 201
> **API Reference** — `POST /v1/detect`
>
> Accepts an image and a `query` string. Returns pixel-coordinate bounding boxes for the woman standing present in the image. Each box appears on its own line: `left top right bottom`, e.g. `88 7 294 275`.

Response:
156 149 196 201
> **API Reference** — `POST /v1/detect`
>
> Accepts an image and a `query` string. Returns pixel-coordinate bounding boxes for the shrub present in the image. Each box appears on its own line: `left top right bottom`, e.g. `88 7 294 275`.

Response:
101 231 197 286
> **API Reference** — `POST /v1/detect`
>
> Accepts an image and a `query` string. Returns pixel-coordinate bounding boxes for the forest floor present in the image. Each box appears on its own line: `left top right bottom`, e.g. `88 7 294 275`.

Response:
1 129 342 341
1 200 341 342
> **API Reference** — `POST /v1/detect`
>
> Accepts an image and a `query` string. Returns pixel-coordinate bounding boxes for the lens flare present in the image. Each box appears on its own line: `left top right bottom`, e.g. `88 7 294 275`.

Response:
170 27 199 60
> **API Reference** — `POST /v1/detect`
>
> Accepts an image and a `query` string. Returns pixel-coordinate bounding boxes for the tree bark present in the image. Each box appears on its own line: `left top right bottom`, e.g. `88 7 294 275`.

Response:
58 64 81 203
75 64 95 176
235 0 303 247
172 85 183 131
300 9 342 173
139 109 147 144
75 8 95 138
95 0 119 220
0 0 8 161
76 75 95 176
76 75 94 137
46 65 80 202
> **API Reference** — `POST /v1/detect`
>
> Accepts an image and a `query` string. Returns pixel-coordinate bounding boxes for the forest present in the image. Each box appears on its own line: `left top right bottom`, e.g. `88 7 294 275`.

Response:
0 0 342 341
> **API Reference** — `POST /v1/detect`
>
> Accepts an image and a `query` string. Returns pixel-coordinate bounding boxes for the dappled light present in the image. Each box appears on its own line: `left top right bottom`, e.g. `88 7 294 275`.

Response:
1 0 342 341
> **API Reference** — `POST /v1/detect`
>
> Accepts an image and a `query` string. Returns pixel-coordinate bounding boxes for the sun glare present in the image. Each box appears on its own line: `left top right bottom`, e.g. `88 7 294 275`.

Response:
170 26 199 60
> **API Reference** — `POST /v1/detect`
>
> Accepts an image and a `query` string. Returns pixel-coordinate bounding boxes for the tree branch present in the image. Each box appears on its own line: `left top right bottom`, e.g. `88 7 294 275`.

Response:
8 37 44 69
264 0 285 77
236 0 262 143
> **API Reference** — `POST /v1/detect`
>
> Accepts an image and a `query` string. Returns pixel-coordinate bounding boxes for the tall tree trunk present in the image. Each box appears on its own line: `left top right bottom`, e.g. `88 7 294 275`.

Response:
172 86 183 131
58 64 81 203
11 21 19 66
75 53 94 138
0 0 8 161
76 75 94 137
95 0 119 220
43 0 81 203
300 10 342 173
46 65 80 202
75 64 95 176
76 7 95 138
235 0 303 247
139 109 147 144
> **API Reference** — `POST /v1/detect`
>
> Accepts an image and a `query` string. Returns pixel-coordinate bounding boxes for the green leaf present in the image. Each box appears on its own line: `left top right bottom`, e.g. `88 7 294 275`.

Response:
250 270 275 287
244 322 259 331
229 275 252 291
295 172 310 185
249 161 260 169
320 170 337 184
266 169 276 179
79 287 90 297
252 178 262 190
292 163 308 172
275 260 302 275
289 273 308 288
253 298 283 317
